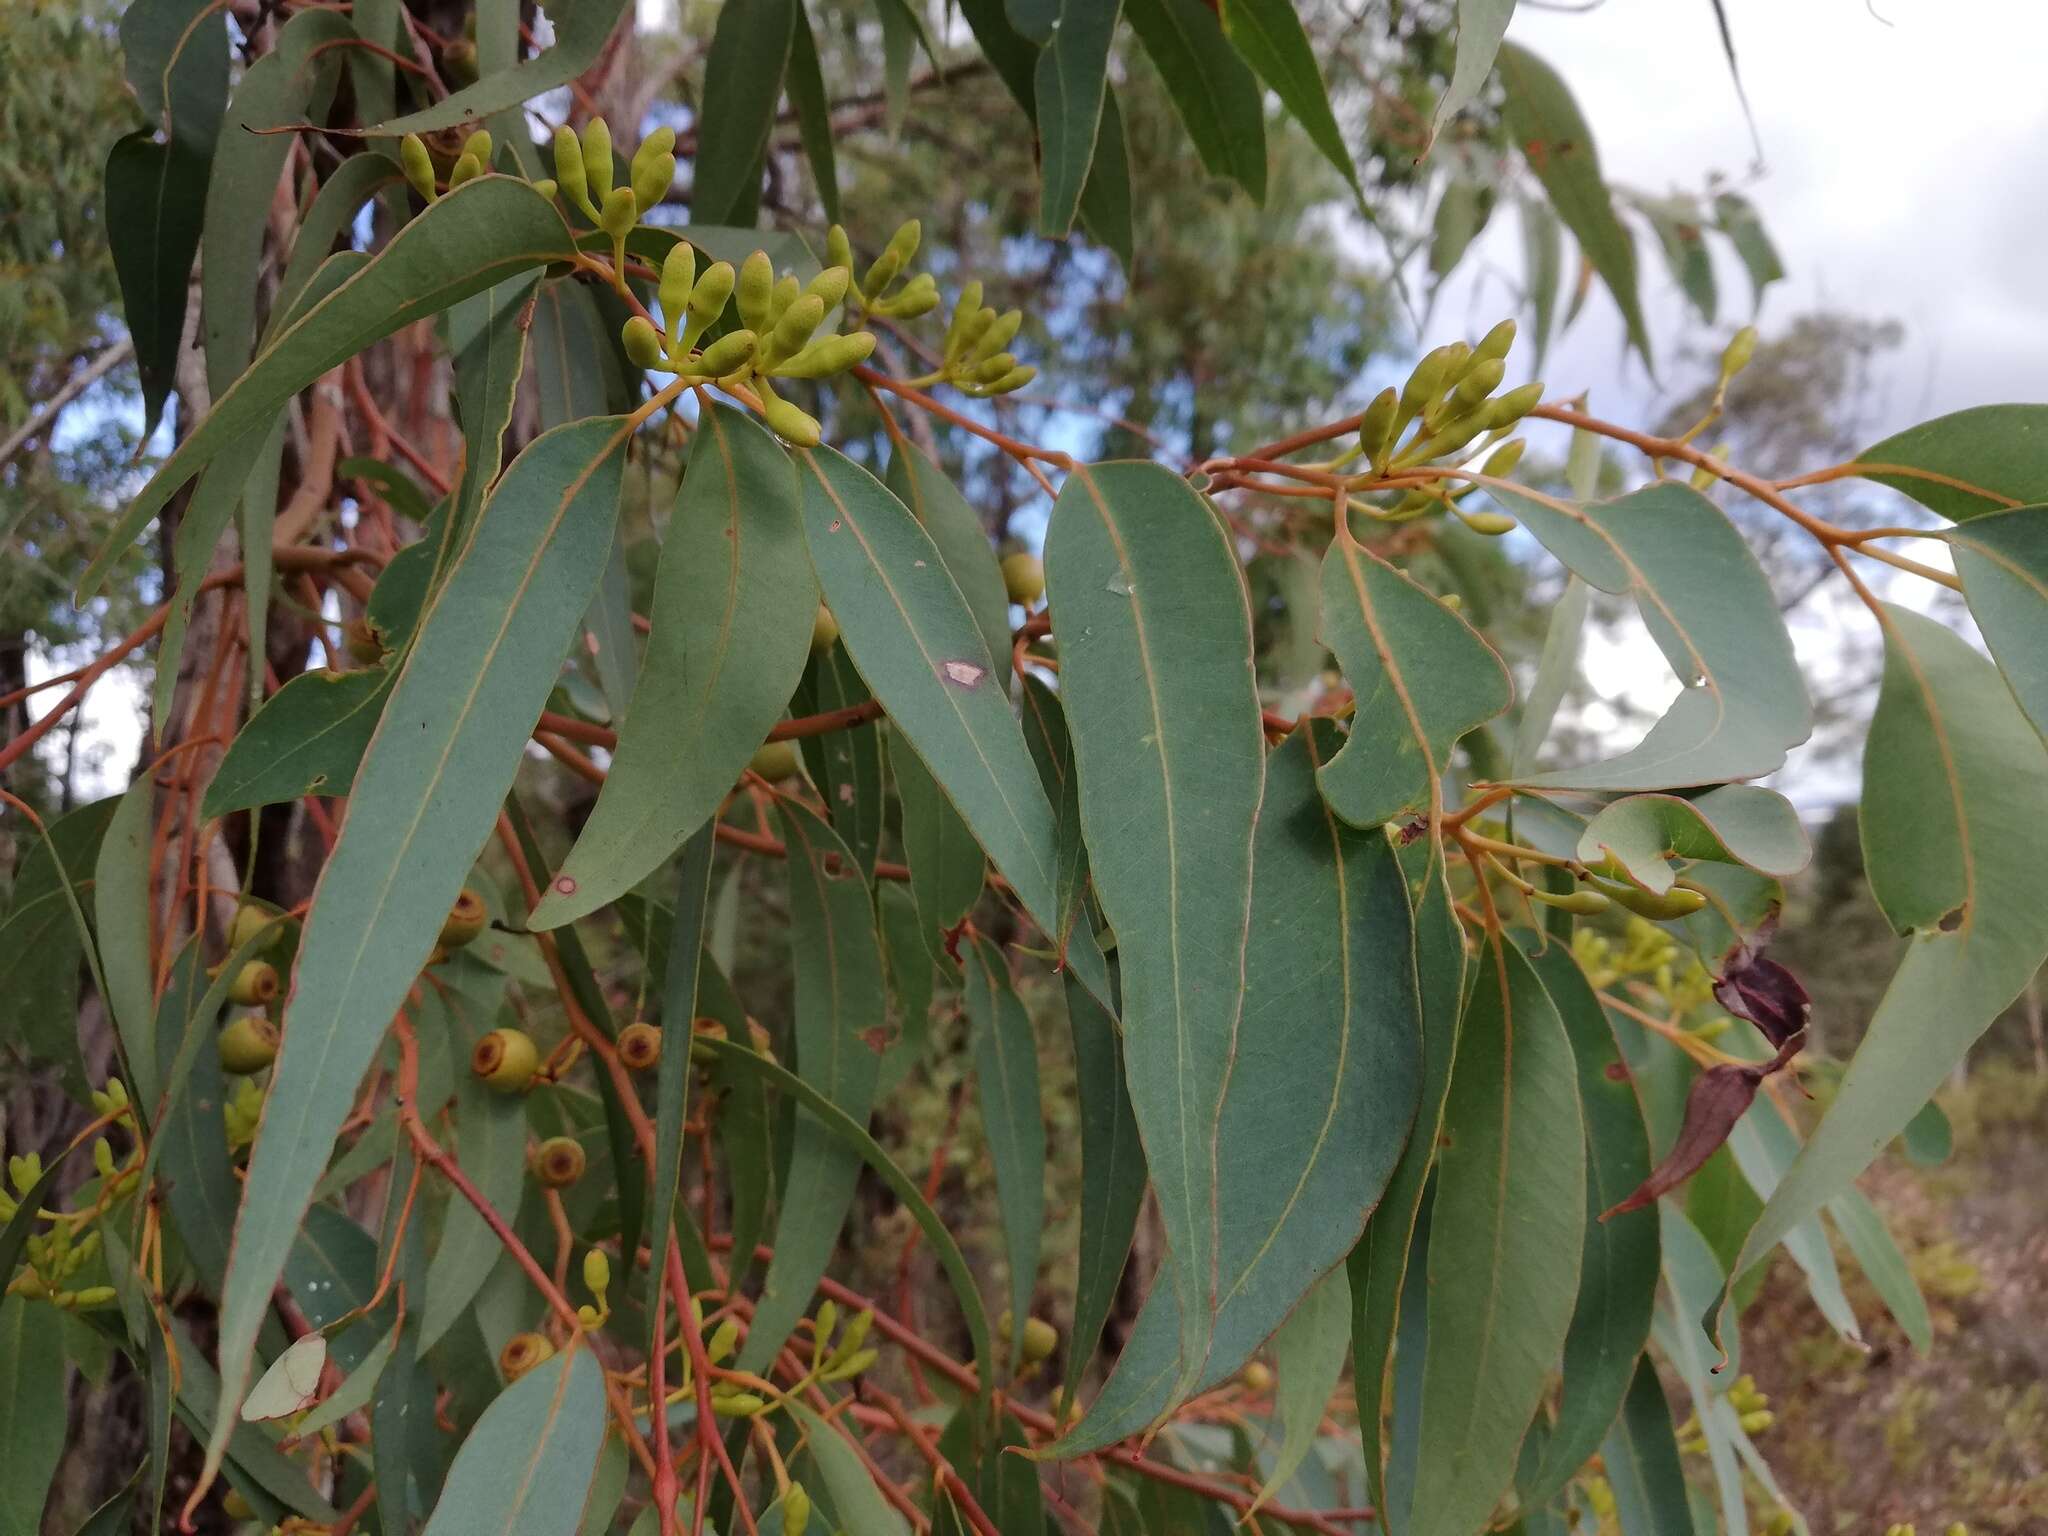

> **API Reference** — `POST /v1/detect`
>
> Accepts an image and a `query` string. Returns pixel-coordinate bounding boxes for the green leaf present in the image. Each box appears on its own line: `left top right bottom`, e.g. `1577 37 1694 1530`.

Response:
1635 194 1717 326
883 444 1012 693
796 648 885 880
1714 190 1783 314
1124 0 1266 201
418 1048 529 1350
1488 482 1811 791
1827 1181 1932 1356
1053 728 1420 1454
789 1403 914 1536
1723 1082 1861 1346
418 1350 606 1536
370 0 629 135
935 1409 1044 1536
534 404 814 929
1510 573 1588 775
1655 1210 1746 1536
964 935 1046 1365
1317 533 1513 827
1949 505 2048 739
81 177 579 601
786 6 841 222
692 0 797 226
1518 194 1564 369
1900 1098 1952 1166
1408 938 1585 1536
1497 43 1652 367
891 728 988 962
165 1320 342 1524
0 796 119 1093
1036 0 1121 236
1057 966 1147 1413
1429 178 1496 281
876 881 938 1093
1019 675 1093 966
1578 785 1810 896
1219 0 1359 196
448 273 548 582
1432 0 1516 146
1719 605 2048 1345
1044 459 1265 1418
1519 938 1659 1508
1249 1266 1350 1515
204 416 627 1488
1349 844 1465 1519
1855 405 2048 522
648 821 715 1331
1078 84 1137 271
1600 1355 1696 1536
737 800 888 1372
798 447 1107 1004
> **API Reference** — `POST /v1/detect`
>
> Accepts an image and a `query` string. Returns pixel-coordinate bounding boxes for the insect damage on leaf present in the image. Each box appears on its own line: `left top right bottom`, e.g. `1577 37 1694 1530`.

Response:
1603 1029 1804 1220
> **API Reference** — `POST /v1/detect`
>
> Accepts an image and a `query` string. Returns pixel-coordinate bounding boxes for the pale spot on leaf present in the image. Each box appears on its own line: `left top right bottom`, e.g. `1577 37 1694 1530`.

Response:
943 660 985 687
554 876 577 896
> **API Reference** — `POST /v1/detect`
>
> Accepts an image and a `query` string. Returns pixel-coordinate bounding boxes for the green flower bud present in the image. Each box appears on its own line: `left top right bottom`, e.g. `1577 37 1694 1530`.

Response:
1398 408 1488 466
772 330 875 379
737 250 776 331
1472 318 1517 367
659 243 695 340
1598 880 1708 920
782 1485 812 1536
93 1138 115 1178
1483 381 1545 429
530 177 557 201
812 604 839 653
1720 324 1757 380
943 281 985 356
706 1317 740 1363
825 224 853 275
442 37 478 83
1357 386 1399 468
711 1390 767 1417
447 152 482 190
968 308 1023 365
1452 356 1506 410
764 273 803 334
1739 1410 1775 1434
1018 1316 1058 1364
687 261 736 335
1481 438 1526 478
972 351 1018 385
400 133 438 202
807 265 851 314
875 271 939 318
1397 344 1457 432
621 316 667 371
552 124 587 211
630 125 676 212
229 902 274 953
598 186 636 241
583 1247 611 1299
472 1027 539 1092
689 328 759 377
970 364 1036 397
758 387 821 447
864 217 920 295
1455 506 1518 536
459 128 493 168
749 739 803 783
218 1013 281 1075
581 116 613 200
763 294 826 367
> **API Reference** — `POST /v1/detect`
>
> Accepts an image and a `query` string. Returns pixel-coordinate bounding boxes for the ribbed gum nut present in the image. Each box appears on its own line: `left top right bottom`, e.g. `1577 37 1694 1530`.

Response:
825 224 853 274
772 331 874 379
687 261 736 331
618 1021 662 1072
400 134 437 202
1002 552 1045 605
1357 386 1399 466
943 281 984 356
1721 324 1757 378
1472 317 1517 367
737 250 776 331
1452 356 1506 409
811 603 840 654
227 961 280 1008
622 316 666 371
598 186 636 240
218 1014 280 1075
759 391 821 447
1018 1316 1058 1365
499 1331 555 1381
1483 381 1545 429
807 265 851 313
659 243 696 332
472 1027 539 1092
749 739 803 783
967 308 1023 365
1481 438 1526 477
447 153 483 190
581 117 613 199
765 294 825 365
552 124 587 208
630 125 676 207
582 1247 611 1298
460 128 493 167
534 1135 587 1188
440 887 490 948
229 902 273 952
690 328 758 377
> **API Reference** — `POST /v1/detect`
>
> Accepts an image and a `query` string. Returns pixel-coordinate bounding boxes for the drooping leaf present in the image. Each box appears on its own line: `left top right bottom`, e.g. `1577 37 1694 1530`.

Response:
1510 573 1589 775
1518 194 1564 368
1519 938 1659 1508
1497 42 1653 366
1655 1210 1747 1536
204 416 627 1486
1317 532 1513 828
1948 504 2048 738
1248 1266 1351 1515
0 1297 64 1536
1855 405 2048 522
1722 1082 1861 1347
1408 937 1585 1536
963 935 1046 1365
0 796 119 1092
1488 482 1811 791
1429 178 1496 282
371 0 630 134
1036 0 1120 236
1219 0 1359 196
534 404 814 929
1600 1355 1697 1536
1826 1180 1932 1356
795 647 885 880
276 152 404 321
1714 189 1784 313
648 821 716 1352
737 800 887 1372
1578 784 1810 896
691 0 798 227
1431 0 1516 147
1019 675 1095 966
786 6 841 222
1124 0 1267 202
789 1403 914 1536
418 1350 606 1536
1635 193 1717 325
241 1335 327 1423
891 728 987 964
447 273 547 581
1078 85 1136 271
81 177 580 601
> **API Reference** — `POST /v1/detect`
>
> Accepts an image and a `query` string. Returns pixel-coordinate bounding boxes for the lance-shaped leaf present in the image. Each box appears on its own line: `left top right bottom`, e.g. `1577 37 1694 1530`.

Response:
1250 1266 1351 1515
1498 42 1652 366
796 648 885 880
0 796 119 1091
1717 606 2048 1344
1511 572 1589 774
1051 728 1419 1454
1431 0 1516 148
1655 1209 1748 1535
81 177 579 600
1579 784 1810 896
1124 0 1266 202
884 444 1012 690
418 1048 528 1351
1408 937 1585 1536
1044 459 1266 1416
1036 0 1119 236
1350 842 1466 1518
1634 192 1717 325
533 404 814 928
0 1296 65 1536
1219 0 1359 196
1949 503 2048 738
786 7 840 221
1600 1355 1696 1536
691 0 797 227
789 1403 913 1536
203 416 627 1487
418 1350 605 1536
94 774 160 1109
441 273 544 582
370 0 628 134
1855 404 2048 522
892 729 987 964
648 821 716 1356
1715 189 1784 313
964 936 1046 1367
1723 1071 1860 1346
1488 482 1811 791
1519 938 1659 1508
798 447 1108 1004
1020 676 1094 985
1317 533 1512 828
738 800 887 1372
